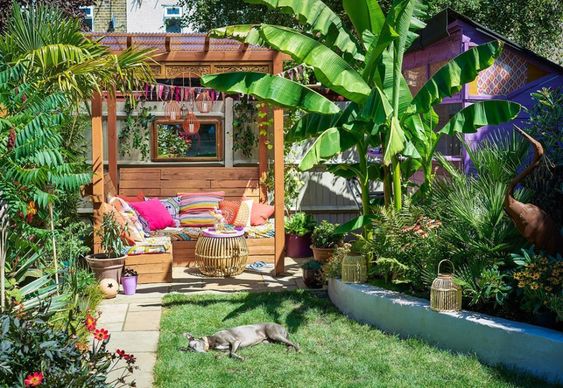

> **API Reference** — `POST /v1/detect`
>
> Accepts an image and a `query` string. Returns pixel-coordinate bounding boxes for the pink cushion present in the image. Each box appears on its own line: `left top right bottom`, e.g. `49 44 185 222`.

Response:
130 198 175 231
251 202 275 226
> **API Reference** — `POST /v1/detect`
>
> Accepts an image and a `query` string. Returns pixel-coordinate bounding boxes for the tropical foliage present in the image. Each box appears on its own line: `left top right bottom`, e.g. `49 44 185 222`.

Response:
200 0 521 238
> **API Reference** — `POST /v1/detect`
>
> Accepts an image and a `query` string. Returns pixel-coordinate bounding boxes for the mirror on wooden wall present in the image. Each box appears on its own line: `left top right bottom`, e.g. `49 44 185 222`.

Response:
151 118 223 162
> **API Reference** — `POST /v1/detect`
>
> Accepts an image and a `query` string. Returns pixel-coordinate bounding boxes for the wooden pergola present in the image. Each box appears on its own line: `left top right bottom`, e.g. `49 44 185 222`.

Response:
90 33 287 275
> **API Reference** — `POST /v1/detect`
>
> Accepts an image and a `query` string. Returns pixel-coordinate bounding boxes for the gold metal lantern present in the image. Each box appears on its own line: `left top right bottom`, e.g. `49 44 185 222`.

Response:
430 260 462 312
341 253 367 283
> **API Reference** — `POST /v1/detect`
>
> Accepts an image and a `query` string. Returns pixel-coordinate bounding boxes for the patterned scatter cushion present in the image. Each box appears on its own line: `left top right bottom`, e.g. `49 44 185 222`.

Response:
219 200 241 224
179 192 224 214
108 196 145 242
233 199 253 228
245 219 275 239
124 236 172 256
159 197 181 227
250 202 275 226
179 211 217 227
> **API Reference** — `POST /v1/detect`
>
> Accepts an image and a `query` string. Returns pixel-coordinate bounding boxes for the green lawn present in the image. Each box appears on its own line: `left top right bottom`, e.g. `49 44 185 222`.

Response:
155 290 546 388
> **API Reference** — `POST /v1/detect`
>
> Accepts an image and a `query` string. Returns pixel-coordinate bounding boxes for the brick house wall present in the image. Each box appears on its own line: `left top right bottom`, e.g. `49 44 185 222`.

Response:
93 0 127 32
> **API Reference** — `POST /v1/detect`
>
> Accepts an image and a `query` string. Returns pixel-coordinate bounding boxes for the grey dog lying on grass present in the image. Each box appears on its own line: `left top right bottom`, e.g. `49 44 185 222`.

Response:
183 323 299 360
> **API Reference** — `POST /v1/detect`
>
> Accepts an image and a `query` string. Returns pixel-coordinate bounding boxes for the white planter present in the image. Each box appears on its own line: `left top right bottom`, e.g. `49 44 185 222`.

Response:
328 278 563 384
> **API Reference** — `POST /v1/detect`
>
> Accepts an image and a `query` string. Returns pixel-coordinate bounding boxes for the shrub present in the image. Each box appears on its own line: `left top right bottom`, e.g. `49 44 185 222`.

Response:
324 243 351 279
285 212 316 237
311 220 341 248
512 248 562 320
0 303 137 387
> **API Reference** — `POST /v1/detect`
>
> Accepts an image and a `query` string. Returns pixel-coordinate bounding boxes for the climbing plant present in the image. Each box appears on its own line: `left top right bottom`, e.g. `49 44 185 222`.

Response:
233 96 258 158
119 99 155 161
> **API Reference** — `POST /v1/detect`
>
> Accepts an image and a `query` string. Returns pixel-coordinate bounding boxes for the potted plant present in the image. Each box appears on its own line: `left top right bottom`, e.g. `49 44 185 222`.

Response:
284 212 316 258
86 213 127 283
301 259 324 289
121 267 138 295
310 220 341 263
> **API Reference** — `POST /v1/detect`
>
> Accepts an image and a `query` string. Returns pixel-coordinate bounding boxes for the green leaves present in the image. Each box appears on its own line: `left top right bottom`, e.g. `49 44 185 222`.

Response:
209 24 264 46
201 72 340 114
439 101 521 135
298 127 341 171
334 215 376 235
410 41 504 113
343 0 385 38
244 0 361 59
383 117 406 165
259 25 371 104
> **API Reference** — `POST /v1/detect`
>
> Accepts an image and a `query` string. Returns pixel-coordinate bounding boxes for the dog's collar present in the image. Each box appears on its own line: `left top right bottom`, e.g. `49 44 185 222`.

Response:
202 336 209 352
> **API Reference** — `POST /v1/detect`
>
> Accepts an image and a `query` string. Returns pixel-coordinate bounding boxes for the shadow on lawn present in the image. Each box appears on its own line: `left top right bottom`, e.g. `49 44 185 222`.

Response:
162 290 329 333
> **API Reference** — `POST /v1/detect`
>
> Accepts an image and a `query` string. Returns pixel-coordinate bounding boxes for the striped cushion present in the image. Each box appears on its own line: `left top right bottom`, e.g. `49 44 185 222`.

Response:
179 192 224 214
179 211 217 227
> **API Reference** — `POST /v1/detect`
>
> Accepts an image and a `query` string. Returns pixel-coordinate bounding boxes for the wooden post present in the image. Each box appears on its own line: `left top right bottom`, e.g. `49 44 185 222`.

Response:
91 92 105 253
107 91 118 189
272 53 285 276
258 104 268 203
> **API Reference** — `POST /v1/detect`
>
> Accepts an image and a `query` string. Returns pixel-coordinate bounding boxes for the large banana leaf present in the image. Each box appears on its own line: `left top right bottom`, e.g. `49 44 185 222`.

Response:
363 22 399 83
343 0 385 38
288 102 358 142
439 100 521 135
383 116 406 165
245 0 361 60
376 48 413 115
410 41 503 113
200 72 339 114
298 127 341 170
209 24 265 46
259 25 371 104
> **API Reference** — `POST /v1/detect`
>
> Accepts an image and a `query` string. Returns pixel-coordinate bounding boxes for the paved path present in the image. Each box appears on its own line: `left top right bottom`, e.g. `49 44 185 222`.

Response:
98 257 307 387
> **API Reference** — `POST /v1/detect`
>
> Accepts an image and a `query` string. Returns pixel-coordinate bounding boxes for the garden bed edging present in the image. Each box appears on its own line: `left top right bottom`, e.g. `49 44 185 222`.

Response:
328 278 563 384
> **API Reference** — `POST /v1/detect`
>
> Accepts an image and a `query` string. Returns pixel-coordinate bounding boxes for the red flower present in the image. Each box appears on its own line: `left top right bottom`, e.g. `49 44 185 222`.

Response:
24 372 43 387
124 354 136 364
85 314 97 332
116 349 126 358
93 328 109 341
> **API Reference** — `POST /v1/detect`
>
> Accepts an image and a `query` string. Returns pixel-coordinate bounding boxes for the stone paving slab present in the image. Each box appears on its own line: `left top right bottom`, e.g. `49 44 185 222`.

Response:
98 303 128 324
123 310 162 331
107 331 160 353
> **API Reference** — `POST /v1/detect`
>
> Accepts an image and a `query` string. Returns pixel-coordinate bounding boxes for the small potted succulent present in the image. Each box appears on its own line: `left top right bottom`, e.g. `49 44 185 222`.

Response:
301 259 324 289
284 212 316 258
121 267 138 295
310 220 341 263
86 213 127 283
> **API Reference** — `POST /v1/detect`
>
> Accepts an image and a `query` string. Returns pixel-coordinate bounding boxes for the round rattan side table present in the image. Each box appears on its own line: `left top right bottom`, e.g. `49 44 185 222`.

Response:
195 229 249 277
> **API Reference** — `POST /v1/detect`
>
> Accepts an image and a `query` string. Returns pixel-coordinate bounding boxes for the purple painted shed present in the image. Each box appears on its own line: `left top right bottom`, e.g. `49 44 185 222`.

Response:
403 9 563 169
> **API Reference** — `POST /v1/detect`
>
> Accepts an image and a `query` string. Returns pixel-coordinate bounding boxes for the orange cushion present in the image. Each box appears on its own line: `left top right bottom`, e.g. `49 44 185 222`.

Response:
117 192 145 203
219 200 241 225
100 203 135 246
251 202 275 226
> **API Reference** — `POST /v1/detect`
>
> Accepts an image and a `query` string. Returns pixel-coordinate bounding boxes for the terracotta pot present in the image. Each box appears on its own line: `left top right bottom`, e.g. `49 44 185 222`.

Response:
86 253 126 283
303 267 324 289
285 233 313 258
311 246 335 263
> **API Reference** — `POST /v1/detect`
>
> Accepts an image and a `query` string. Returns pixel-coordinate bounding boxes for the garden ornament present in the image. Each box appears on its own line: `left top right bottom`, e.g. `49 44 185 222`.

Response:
182 323 299 360
504 127 563 255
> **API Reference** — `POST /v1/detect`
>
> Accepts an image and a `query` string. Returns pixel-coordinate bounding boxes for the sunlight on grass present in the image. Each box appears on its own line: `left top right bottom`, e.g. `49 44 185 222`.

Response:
155 290 546 388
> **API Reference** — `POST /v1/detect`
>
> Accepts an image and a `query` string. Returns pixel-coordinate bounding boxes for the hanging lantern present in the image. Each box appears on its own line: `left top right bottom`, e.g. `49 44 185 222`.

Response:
182 111 200 135
430 260 462 312
164 100 181 120
180 103 188 119
196 90 211 113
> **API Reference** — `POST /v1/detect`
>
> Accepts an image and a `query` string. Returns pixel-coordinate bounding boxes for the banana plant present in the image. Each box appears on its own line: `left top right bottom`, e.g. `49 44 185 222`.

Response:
201 0 521 235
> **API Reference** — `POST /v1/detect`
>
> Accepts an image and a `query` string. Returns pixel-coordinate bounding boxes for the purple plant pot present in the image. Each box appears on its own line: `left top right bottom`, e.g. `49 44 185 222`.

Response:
285 233 313 258
121 276 138 295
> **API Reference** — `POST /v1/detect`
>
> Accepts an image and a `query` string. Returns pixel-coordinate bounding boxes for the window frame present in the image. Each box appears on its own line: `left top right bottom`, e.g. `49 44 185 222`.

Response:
163 5 183 33
80 6 94 31
151 117 224 162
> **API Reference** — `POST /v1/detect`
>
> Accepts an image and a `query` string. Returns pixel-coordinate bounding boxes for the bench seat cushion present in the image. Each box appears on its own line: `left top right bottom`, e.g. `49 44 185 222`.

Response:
151 220 275 241
124 236 172 256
